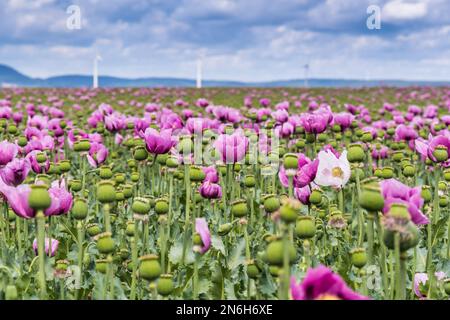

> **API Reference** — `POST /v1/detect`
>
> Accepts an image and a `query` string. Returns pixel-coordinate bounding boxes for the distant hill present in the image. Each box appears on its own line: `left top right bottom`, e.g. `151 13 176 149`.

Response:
1 63 449 88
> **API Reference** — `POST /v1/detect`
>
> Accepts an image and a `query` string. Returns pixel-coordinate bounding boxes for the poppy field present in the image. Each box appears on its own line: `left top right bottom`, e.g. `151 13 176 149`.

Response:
0 86 449 300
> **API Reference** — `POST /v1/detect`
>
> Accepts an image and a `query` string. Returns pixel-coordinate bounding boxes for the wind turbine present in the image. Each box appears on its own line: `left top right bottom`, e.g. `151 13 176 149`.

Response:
196 55 203 89
303 63 309 88
93 53 102 89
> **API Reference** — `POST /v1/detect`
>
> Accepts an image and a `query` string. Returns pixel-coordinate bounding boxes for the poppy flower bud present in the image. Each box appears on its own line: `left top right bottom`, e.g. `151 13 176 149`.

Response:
280 198 301 223
157 274 174 296
132 197 150 215
218 223 233 236
78 139 91 152
155 198 169 215
96 232 115 254
264 238 296 266
403 164 415 177
347 144 365 163
96 180 116 203
295 216 316 239
58 160 71 173
189 166 206 182
309 189 322 205
244 174 256 188
86 223 101 237
246 260 261 279
126 221 135 237
28 184 51 210
283 153 298 170
71 198 88 220
350 248 367 268
95 259 108 274
18 135 27 147
359 184 384 212
231 199 248 217
139 254 161 281
166 156 179 168
263 194 280 213
99 166 113 179
5 285 18 300
133 145 148 161
433 145 449 162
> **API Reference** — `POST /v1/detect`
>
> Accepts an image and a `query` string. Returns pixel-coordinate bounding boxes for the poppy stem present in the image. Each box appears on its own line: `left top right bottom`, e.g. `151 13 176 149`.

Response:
36 210 47 299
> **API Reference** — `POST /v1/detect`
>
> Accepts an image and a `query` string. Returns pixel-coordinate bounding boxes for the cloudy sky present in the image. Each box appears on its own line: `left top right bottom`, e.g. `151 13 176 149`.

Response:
0 0 449 81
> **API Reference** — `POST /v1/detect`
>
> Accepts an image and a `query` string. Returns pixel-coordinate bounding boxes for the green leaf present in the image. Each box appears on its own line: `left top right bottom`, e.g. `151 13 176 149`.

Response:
227 238 245 270
211 235 226 255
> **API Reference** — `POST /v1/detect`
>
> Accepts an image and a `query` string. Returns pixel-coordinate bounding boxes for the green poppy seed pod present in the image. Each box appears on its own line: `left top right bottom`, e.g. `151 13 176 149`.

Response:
444 279 450 296
115 190 125 202
347 144 365 163
295 216 316 239
231 199 248 217
95 259 108 274
5 285 18 300
96 180 116 203
444 169 450 182
133 145 148 161
78 139 91 152
317 133 328 143
132 197 150 215
69 179 82 192
305 133 315 143
36 152 47 164
122 184 133 199
193 233 203 246
269 265 280 277
263 194 280 213
392 151 403 162
359 184 384 212
71 198 88 220
439 195 448 208
386 127 395 136
119 248 129 260
157 274 174 296
131 171 140 182
156 154 169 165
421 186 432 203
18 135 27 147
403 164 415 177
317 208 327 219
233 163 242 172
350 248 367 268
166 156 179 168
36 174 51 186
332 124 341 132
28 184 51 210
388 203 410 220
218 223 233 236
73 141 82 152
189 166 206 182
280 198 301 223
111 151 119 159
139 254 161 281
309 189 322 205
335 133 342 140
114 173 125 184
56 259 69 272
7 208 15 222
246 261 261 279
126 221 135 237
86 223 101 237
177 136 193 154
283 153 299 170
98 165 113 179
295 139 305 149
58 160 71 173
7 125 17 135
374 168 383 178
217 165 226 175
433 146 449 162
381 167 394 179
438 181 447 191
96 232 115 254
264 239 296 266
244 174 256 188
383 223 419 252
154 198 169 215
126 160 136 169
362 132 373 143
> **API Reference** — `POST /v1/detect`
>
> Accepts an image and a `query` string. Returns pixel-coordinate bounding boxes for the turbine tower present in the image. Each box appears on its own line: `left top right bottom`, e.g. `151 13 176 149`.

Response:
303 63 309 88
93 53 102 89
196 56 203 89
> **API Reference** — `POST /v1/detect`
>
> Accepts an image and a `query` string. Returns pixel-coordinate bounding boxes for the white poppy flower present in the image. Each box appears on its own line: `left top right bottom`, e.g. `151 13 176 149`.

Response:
314 150 351 188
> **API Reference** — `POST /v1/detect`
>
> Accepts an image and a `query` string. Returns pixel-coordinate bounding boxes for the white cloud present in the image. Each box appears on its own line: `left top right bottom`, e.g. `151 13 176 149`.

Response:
382 0 428 21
